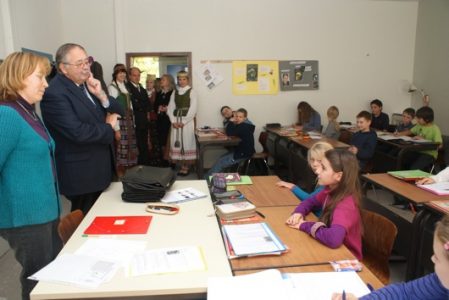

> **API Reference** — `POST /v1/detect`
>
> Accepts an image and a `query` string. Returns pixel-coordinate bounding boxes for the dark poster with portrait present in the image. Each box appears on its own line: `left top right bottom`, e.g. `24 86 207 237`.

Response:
279 60 319 91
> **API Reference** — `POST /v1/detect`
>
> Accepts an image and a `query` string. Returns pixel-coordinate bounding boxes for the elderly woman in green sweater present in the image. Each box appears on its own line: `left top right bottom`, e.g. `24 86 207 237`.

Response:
0 52 62 300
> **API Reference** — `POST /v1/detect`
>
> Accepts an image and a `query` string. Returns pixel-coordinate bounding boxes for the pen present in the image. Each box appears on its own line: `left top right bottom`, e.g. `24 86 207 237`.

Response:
366 283 374 292
342 289 346 300
256 211 265 219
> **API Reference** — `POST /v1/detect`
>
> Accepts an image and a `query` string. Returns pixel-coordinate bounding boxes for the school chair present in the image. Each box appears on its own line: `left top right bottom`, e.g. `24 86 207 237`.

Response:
58 209 84 245
361 209 398 285
237 132 271 175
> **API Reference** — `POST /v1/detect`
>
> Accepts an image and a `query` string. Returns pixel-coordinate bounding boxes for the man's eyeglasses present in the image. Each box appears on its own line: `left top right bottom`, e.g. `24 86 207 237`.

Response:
63 57 93 68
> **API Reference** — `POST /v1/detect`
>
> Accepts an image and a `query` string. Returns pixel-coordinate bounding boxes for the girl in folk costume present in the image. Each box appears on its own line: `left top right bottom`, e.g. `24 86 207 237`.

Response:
107 64 138 177
167 71 197 176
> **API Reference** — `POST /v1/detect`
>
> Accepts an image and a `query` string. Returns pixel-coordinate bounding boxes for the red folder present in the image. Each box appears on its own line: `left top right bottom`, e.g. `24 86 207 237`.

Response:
83 216 152 235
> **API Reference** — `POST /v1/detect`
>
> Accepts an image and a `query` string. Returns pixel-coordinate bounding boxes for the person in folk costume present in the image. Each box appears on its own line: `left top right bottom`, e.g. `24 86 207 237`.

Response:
167 71 197 176
108 64 138 177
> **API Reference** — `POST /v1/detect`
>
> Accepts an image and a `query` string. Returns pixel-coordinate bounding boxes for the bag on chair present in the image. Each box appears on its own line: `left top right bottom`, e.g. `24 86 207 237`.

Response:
121 165 176 202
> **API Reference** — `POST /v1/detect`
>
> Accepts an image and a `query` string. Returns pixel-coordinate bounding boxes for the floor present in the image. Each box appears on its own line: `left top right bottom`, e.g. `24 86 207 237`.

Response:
0 173 409 299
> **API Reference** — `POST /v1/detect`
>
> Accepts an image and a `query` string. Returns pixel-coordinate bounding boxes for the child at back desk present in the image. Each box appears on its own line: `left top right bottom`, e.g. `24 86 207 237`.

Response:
332 214 449 300
276 141 334 216
323 106 340 139
395 106 442 171
349 111 377 171
285 149 363 260
395 107 415 133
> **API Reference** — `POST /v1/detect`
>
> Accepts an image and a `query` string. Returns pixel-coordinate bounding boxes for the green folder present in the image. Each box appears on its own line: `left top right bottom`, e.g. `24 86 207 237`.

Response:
387 170 430 181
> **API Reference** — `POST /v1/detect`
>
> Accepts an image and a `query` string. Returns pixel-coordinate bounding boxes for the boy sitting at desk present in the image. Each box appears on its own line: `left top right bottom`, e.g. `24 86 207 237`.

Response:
370 99 390 131
395 106 442 171
206 108 255 178
348 111 377 171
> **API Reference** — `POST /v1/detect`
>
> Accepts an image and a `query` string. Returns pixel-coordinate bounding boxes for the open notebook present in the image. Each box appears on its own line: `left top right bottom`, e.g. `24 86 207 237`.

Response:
207 269 370 300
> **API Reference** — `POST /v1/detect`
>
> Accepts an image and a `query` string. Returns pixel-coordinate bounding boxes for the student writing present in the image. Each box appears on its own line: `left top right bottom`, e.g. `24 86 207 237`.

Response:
332 215 449 299
285 149 363 260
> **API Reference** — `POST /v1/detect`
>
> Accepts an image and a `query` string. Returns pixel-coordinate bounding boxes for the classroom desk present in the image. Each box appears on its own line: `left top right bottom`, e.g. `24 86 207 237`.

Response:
195 131 240 178
236 176 300 207
234 265 383 291
375 137 440 170
289 136 350 150
362 173 449 204
229 206 361 272
362 173 448 280
31 181 232 300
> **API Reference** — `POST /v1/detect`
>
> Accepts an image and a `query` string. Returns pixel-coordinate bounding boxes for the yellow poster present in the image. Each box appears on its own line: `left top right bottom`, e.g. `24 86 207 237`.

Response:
232 61 279 95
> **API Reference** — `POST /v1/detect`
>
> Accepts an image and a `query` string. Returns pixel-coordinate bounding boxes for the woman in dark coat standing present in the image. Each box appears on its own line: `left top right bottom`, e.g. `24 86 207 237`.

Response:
155 74 175 164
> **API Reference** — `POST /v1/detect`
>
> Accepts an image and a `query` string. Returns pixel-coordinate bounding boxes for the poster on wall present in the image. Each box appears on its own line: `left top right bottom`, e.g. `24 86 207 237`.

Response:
232 61 279 95
279 60 319 91
198 62 224 90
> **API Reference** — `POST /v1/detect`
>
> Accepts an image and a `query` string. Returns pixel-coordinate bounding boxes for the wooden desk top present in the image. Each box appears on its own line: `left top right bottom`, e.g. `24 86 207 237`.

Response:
234 264 383 290
425 200 449 215
236 176 300 207
230 206 359 272
31 181 232 299
290 136 350 149
363 173 449 204
195 133 240 145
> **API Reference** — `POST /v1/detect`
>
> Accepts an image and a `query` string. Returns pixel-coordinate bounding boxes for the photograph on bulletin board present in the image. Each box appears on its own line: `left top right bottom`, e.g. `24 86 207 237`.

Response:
279 60 319 91
232 61 279 95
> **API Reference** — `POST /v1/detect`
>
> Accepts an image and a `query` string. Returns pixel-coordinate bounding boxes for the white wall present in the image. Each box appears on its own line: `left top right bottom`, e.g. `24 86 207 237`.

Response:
413 0 449 135
118 0 418 148
7 0 62 55
4 0 420 150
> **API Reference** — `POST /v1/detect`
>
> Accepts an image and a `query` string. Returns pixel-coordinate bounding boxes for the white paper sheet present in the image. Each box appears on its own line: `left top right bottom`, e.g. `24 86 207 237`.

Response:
29 254 119 288
208 270 370 300
285 271 370 299
208 269 288 300
75 238 147 267
130 246 206 276
161 187 207 204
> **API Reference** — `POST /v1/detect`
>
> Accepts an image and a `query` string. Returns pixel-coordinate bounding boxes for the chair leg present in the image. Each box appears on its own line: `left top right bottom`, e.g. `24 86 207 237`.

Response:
245 159 252 175
262 158 271 175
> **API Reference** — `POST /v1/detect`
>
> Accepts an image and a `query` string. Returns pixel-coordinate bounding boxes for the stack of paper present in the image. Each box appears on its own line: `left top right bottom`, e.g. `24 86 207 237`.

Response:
215 200 256 220
222 223 287 258
29 254 120 288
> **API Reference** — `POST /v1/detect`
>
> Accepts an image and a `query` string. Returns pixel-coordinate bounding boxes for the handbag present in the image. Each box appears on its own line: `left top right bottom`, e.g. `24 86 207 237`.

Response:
121 165 176 202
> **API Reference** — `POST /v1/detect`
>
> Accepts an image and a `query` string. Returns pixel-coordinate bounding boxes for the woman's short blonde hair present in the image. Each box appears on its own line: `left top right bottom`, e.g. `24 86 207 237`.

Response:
0 52 51 101
307 141 334 164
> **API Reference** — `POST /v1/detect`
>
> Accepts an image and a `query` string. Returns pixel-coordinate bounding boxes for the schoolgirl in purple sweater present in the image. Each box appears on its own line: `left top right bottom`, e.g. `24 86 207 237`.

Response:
286 149 363 260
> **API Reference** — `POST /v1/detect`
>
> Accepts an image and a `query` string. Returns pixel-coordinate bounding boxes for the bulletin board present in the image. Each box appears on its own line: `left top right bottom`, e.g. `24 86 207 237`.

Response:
279 60 319 91
232 61 279 95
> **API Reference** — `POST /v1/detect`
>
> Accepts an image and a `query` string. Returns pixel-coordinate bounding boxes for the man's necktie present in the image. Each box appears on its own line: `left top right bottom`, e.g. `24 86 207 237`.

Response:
79 83 96 107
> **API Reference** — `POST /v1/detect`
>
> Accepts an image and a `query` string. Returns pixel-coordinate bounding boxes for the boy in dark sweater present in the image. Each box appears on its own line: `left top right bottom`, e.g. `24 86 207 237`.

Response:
370 99 390 131
206 108 255 178
349 111 377 170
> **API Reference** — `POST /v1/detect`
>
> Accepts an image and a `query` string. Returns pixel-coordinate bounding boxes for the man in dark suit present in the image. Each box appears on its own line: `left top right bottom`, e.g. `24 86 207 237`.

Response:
41 43 124 214
126 67 151 165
